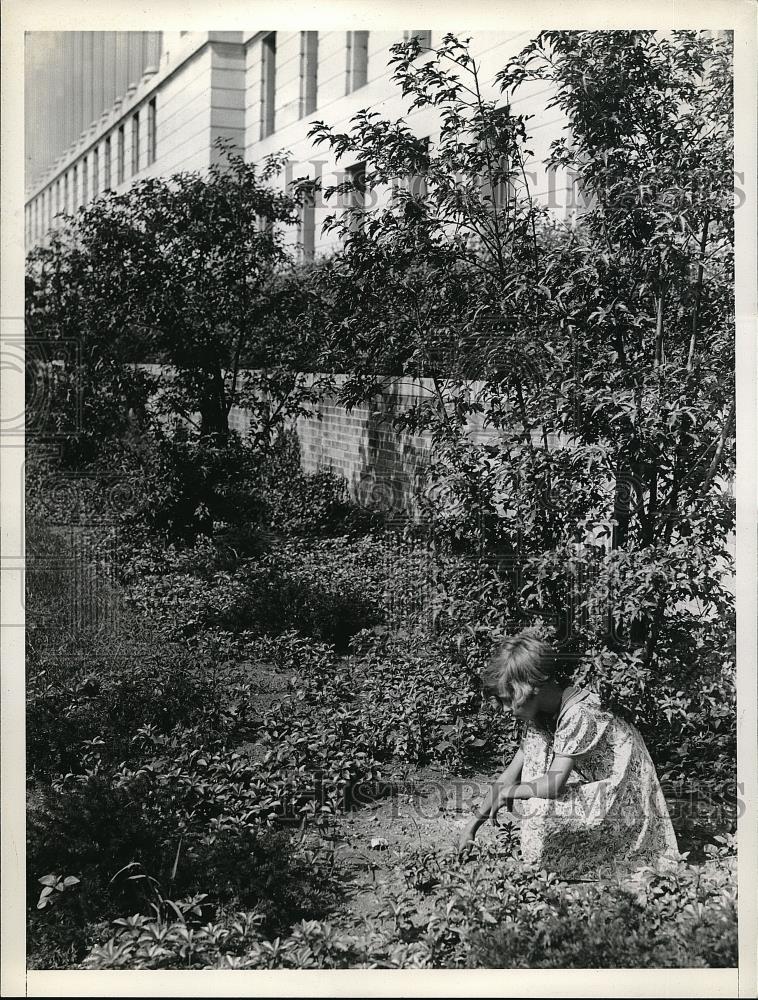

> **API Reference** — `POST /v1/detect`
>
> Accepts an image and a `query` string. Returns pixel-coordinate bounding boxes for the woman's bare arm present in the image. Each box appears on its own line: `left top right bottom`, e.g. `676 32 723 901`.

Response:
459 747 524 846
489 755 575 825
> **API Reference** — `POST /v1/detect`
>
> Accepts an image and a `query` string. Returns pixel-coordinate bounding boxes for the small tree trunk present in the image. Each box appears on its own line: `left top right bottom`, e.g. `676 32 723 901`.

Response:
687 216 710 372
611 454 632 550
200 365 229 440
702 399 736 492
653 287 666 368
641 465 658 547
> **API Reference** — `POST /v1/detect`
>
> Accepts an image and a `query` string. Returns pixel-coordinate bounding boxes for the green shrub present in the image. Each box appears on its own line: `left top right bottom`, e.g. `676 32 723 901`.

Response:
82 913 370 970
27 768 343 968
467 890 736 968
257 432 378 538
169 829 341 934
25 520 256 779
125 536 387 651
109 427 268 547
27 644 244 779
27 776 168 968
380 840 738 969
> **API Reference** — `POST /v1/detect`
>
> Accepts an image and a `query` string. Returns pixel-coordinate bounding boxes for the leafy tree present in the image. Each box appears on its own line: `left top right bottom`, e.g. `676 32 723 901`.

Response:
25 143 333 541
496 30 735 668
301 30 735 768
26 142 336 445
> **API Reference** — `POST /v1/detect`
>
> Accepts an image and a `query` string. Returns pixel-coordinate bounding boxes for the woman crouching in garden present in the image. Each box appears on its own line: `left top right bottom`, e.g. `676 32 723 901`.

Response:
460 633 680 879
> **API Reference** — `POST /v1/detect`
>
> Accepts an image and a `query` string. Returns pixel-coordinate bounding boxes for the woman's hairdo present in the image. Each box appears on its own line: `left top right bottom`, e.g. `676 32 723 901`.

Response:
481 632 558 709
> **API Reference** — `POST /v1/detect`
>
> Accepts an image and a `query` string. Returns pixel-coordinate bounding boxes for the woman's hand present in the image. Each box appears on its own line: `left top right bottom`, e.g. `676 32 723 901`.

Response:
489 784 515 827
457 817 482 856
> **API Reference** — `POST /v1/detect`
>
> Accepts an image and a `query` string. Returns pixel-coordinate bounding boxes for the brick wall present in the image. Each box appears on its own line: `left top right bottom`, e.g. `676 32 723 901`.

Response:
142 363 735 565
227 373 497 512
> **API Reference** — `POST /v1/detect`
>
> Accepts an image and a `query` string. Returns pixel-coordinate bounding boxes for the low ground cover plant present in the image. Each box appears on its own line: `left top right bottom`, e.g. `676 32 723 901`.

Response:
81 835 736 970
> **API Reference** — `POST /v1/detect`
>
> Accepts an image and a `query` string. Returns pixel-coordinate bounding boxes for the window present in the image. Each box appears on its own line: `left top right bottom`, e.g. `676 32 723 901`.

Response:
345 32 368 94
260 33 276 139
299 189 316 261
73 165 79 208
82 157 88 203
104 136 112 190
147 97 157 165
344 161 366 232
93 146 100 196
55 179 61 214
117 125 125 185
131 112 140 175
299 32 318 118
404 30 432 49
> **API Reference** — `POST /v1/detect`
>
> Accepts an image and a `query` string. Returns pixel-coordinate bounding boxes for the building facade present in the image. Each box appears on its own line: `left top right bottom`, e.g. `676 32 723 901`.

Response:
24 32 162 192
24 29 571 253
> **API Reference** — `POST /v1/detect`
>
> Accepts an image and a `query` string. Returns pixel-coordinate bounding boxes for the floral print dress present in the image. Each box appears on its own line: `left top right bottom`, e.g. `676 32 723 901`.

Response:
513 687 680 879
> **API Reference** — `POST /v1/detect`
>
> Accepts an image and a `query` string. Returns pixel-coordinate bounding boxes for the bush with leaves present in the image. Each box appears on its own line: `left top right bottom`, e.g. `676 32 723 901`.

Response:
123 535 387 651
27 756 345 970
25 524 258 781
25 141 338 545
254 430 380 538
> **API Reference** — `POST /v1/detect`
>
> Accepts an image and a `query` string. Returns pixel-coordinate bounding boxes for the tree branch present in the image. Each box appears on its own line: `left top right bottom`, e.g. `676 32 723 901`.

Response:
701 398 736 493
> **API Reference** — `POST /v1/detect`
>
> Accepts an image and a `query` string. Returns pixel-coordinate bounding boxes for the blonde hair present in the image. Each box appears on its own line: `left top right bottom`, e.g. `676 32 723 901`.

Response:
481 633 557 709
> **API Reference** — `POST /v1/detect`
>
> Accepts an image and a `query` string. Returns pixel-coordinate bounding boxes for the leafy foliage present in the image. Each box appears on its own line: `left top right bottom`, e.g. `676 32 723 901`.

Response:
25 143 335 543
82 837 736 970
303 28 735 771
27 775 341 968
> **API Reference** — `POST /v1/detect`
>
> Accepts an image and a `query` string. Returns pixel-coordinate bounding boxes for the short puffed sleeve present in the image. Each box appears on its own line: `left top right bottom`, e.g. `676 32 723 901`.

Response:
553 702 611 758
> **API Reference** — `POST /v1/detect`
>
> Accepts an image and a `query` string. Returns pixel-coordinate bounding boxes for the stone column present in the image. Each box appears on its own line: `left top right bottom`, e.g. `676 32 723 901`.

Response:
65 33 76 151
92 32 105 122
81 31 95 138
144 32 161 74
127 32 142 88
103 32 117 108
116 32 130 98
